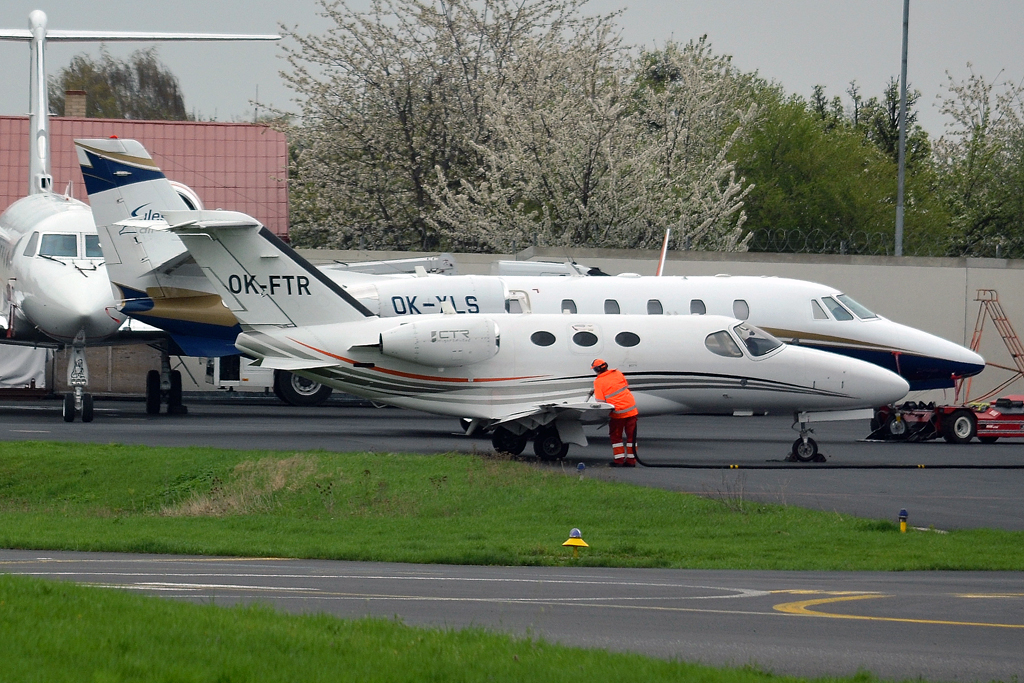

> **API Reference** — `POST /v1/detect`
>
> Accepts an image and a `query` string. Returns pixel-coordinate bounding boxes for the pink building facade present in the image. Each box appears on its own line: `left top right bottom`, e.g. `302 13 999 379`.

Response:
0 117 289 236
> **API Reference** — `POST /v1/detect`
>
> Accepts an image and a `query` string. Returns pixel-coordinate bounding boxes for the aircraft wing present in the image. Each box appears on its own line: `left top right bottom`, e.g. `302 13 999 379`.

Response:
491 401 613 447
251 358 338 371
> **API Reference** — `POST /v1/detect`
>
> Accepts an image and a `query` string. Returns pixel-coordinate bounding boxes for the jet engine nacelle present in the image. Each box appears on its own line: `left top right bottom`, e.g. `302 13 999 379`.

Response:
380 317 500 367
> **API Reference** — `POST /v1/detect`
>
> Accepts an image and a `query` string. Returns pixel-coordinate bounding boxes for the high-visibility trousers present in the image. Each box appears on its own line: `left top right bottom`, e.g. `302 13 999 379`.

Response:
609 415 638 463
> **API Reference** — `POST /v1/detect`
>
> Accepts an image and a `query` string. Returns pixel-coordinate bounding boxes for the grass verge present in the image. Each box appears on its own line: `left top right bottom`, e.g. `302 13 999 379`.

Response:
0 441 1022 570
0 573 894 682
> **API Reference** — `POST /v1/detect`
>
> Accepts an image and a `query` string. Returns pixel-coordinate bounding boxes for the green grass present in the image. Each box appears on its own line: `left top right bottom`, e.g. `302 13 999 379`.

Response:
0 441 1022 570
0 573 891 683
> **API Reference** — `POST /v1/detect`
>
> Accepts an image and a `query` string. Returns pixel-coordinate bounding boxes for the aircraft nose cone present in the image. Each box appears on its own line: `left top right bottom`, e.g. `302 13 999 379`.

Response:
857 360 911 406
22 266 122 342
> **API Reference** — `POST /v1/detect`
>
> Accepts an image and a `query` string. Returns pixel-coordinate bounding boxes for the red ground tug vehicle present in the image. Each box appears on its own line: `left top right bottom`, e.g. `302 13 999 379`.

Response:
869 290 1024 444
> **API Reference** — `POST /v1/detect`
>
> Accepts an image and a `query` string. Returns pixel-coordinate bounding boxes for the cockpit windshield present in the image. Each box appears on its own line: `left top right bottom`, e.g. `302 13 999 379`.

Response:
733 323 783 357
836 294 877 319
84 235 103 258
38 234 78 258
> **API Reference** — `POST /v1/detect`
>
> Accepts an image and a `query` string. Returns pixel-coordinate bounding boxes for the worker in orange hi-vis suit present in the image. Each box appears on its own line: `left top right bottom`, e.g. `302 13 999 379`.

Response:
591 359 638 467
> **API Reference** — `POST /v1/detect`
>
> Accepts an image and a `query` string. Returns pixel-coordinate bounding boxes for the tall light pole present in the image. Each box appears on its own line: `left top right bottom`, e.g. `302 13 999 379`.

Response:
895 0 910 257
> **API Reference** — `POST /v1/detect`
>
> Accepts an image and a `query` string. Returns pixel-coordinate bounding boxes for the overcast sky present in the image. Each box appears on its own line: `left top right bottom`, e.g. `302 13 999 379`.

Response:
1 1 1021 135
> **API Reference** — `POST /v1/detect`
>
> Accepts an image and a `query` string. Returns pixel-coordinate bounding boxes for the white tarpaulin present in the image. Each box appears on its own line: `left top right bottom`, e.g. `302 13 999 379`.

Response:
0 346 49 388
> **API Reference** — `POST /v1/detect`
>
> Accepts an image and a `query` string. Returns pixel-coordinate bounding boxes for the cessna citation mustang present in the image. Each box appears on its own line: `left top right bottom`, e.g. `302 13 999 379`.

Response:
119 208 905 460
0 11 278 420
75 139 982 419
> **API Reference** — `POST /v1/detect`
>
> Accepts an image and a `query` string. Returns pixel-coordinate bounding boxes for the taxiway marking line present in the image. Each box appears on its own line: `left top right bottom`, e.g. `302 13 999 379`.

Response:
774 594 1024 629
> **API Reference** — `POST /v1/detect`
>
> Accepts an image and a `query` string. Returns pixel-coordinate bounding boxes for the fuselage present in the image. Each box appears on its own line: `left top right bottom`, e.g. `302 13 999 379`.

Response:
342 272 985 391
236 313 910 420
0 193 123 343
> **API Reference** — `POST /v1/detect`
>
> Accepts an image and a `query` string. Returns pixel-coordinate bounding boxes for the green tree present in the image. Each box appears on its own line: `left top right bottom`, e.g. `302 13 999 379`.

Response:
48 47 190 120
732 83 948 255
934 68 1024 257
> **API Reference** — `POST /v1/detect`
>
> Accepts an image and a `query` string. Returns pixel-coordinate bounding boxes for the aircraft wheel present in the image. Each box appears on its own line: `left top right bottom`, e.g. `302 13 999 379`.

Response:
145 370 161 415
81 393 94 423
533 428 569 461
167 371 188 415
979 436 999 444
62 393 75 422
791 437 818 462
491 427 527 455
884 414 907 439
274 371 333 406
942 409 976 444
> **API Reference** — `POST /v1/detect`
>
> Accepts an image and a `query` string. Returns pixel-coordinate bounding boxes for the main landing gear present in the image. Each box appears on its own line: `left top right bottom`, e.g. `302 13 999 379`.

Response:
145 347 187 416
62 333 93 423
489 424 571 461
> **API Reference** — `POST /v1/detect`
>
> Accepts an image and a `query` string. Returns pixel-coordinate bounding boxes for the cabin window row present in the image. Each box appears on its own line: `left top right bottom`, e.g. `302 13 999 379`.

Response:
530 330 642 348
558 297 750 319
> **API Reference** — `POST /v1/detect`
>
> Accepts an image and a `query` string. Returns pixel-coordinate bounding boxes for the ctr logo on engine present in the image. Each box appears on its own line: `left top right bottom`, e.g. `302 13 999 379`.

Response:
431 330 471 343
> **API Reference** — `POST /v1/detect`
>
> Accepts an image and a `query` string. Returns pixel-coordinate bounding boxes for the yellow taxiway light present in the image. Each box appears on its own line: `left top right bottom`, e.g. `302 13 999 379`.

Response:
562 528 589 558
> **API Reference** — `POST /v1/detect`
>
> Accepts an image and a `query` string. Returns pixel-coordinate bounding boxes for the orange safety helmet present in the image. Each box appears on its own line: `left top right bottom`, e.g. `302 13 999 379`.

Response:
591 358 608 372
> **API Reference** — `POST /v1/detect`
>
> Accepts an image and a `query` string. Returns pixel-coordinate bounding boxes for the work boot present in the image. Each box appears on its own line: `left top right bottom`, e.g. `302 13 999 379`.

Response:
609 459 625 467
623 458 637 467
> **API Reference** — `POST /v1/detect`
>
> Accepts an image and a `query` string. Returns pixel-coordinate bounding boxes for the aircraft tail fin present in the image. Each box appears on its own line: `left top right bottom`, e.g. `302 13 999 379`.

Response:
164 210 376 327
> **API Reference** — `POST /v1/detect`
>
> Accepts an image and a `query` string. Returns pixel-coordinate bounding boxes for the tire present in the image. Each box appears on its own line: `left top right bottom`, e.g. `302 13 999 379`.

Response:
81 393 94 423
145 370 161 415
491 427 527 455
885 414 907 439
62 392 75 422
942 409 976 444
979 436 999 444
274 371 333 406
167 371 188 415
533 428 569 460
791 437 818 462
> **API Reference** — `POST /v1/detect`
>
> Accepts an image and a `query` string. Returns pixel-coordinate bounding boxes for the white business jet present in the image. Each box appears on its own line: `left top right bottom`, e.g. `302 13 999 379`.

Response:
0 10 278 420
75 137 983 422
109 208 906 460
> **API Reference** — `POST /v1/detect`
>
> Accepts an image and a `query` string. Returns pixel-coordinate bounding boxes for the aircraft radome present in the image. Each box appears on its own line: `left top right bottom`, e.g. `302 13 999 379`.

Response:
0 10 278 420
126 208 907 461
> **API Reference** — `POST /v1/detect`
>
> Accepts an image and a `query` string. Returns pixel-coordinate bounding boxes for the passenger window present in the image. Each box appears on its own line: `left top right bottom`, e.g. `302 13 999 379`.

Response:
690 299 706 315
821 296 854 321
811 300 828 320
705 331 743 358
732 299 749 320
84 234 103 258
39 234 78 258
530 331 556 347
615 331 640 347
572 331 599 347
647 299 663 315
561 299 577 314
22 232 39 257
604 299 620 314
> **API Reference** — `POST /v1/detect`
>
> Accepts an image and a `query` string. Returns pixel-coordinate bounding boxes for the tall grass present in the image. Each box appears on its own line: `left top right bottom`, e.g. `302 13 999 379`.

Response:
0 441 1022 570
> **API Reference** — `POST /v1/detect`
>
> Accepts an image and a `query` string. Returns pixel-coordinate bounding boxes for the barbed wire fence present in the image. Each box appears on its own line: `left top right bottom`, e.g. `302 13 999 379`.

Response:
744 228 1024 259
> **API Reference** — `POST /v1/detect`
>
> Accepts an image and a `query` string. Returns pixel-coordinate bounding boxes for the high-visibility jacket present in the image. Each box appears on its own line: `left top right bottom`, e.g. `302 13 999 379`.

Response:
593 368 638 418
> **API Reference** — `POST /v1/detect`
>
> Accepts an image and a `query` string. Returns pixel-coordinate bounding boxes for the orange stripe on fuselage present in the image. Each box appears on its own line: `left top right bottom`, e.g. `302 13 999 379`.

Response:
288 338 544 384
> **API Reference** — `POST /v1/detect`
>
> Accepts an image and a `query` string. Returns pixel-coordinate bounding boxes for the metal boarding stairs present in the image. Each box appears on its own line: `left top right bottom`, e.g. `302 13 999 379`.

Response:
959 289 1024 403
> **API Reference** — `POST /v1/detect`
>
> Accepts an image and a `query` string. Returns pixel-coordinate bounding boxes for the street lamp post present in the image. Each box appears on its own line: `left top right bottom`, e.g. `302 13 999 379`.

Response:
895 0 910 257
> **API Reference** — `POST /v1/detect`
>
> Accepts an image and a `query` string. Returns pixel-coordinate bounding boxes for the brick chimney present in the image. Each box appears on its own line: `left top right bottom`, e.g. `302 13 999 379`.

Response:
65 90 87 118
